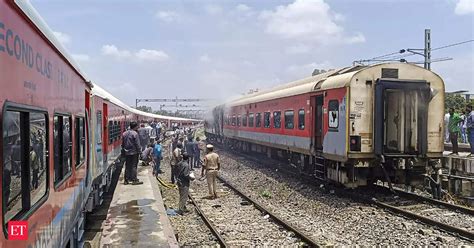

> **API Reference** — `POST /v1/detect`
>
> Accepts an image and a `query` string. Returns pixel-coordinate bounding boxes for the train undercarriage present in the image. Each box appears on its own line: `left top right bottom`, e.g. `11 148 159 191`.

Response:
206 132 441 195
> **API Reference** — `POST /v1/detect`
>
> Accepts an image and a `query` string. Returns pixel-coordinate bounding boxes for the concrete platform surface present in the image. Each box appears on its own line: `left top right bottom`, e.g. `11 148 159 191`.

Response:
100 166 178 248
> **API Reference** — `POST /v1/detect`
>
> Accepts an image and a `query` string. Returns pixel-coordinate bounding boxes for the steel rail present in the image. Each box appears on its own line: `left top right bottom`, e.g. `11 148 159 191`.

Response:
217 175 321 248
217 146 474 242
370 199 474 241
187 194 229 248
373 184 474 215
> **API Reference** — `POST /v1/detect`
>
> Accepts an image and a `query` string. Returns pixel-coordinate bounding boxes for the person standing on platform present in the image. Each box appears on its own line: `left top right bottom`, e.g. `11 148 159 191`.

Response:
122 122 143 185
466 105 474 156
30 145 40 189
201 144 220 199
170 143 183 184
138 123 150 152
176 152 194 215
153 140 163 176
448 108 463 155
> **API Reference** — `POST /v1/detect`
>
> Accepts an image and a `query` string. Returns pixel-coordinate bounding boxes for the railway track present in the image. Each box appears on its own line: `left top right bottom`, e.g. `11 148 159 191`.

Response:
366 186 474 241
216 146 474 243
188 173 320 247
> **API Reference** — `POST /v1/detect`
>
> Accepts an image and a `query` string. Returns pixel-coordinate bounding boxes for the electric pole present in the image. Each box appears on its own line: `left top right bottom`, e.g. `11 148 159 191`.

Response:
424 29 431 70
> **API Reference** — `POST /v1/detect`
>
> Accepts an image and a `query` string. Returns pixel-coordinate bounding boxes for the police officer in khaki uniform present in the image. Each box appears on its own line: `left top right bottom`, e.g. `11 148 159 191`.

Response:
201 144 220 199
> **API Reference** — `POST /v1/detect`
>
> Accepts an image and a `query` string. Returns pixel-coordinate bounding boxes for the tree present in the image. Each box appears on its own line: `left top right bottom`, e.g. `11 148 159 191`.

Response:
444 94 470 112
136 105 152 113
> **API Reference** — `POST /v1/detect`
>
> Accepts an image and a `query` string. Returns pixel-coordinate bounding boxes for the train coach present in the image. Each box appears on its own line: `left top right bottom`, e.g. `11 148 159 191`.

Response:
0 1 199 247
206 63 445 189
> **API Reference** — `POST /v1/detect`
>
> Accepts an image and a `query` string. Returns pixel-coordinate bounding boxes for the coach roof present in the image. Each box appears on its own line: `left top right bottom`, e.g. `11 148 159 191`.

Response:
228 63 439 107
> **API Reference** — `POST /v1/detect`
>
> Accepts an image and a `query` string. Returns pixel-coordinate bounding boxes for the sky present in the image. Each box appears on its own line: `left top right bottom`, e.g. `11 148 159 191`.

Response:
30 0 474 109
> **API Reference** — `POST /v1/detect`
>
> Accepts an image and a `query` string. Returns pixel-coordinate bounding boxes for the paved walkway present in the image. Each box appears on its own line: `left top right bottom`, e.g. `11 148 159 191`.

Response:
100 166 178 248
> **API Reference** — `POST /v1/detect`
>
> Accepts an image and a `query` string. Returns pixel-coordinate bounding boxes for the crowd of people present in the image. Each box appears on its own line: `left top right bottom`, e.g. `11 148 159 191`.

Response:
120 121 220 215
444 105 474 156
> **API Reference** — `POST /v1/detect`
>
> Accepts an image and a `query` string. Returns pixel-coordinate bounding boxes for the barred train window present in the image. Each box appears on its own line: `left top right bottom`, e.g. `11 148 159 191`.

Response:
298 109 305 130
273 111 281 128
284 110 294 129
237 115 241 126
54 115 72 185
232 116 236 126
242 114 247 127
2 110 48 224
264 112 271 128
328 100 339 130
248 113 254 127
75 117 86 167
256 113 261 127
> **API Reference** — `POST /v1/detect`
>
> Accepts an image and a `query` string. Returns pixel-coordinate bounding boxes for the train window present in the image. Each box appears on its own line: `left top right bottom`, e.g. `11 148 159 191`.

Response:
232 116 236 126
298 109 305 130
237 115 241 126
2 109 49 224
248 113 254 127
54 115 72 185
273 111 281 128
328 100 339 130
242 114 247 127
256 113 261 127
29 112 48 208
284 110 294 129
264 112 271 128
75 117 86 167
108 120 113 144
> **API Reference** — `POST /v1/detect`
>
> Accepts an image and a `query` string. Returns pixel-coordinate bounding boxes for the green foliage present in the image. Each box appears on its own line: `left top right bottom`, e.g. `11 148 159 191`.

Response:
260 190 271 198
445 94 470 113
136 105 153 113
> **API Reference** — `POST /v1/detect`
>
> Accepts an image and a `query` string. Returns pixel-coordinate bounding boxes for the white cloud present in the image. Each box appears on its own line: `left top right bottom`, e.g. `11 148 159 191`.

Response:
101 45 169 62
205 4 223 15
236 4 251 12
199 54 211 63
72 54 90 62
101 44 132 59
135 49 169 61
455 0 474 15
53 31 71 45
346 32 366 44
259 0 363 44
155 11 179 22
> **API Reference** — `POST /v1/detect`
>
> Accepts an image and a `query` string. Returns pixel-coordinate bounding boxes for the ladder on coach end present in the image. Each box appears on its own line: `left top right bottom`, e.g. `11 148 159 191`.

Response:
313 155 326 180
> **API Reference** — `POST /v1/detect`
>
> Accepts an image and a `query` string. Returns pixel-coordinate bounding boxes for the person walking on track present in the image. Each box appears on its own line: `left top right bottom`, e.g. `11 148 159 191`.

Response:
170 143 183 184
201 144 220 199
176 152 194 215
122 122 143 185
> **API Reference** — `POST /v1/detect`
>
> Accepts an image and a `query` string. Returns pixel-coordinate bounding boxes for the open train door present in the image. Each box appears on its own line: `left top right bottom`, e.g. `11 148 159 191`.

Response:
314 95 324 150
374 79 430 156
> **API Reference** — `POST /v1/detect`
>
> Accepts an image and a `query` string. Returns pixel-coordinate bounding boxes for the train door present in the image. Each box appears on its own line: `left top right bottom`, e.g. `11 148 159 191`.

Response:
95 109 103 171
102 103 108 166
374 80 430 156
314 95 324 150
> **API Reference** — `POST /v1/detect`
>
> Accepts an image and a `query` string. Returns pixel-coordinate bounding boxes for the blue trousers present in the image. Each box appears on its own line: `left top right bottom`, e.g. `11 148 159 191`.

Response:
469 130 474 154
153 157 161 175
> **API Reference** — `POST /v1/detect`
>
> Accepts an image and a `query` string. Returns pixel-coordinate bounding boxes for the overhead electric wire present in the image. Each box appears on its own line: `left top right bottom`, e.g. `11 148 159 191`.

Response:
357 39 474 65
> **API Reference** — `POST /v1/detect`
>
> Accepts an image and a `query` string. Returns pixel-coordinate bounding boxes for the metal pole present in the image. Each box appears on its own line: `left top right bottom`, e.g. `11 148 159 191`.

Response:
135 99 138 108
424 29 431 70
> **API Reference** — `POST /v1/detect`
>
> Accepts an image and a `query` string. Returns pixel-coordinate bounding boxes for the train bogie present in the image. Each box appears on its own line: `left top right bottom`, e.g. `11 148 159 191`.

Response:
206 63 445 188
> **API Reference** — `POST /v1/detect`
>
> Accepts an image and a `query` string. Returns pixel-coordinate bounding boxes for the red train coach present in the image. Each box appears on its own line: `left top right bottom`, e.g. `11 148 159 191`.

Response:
0 0 91 247
207 63 445 189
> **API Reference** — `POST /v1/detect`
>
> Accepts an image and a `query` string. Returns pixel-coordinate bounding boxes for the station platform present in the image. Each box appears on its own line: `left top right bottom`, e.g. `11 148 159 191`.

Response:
100 165 178 247
443 151 474 174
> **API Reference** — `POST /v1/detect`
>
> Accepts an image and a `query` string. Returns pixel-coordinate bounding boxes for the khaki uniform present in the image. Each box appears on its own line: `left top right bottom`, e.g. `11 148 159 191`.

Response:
204 152 220 197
